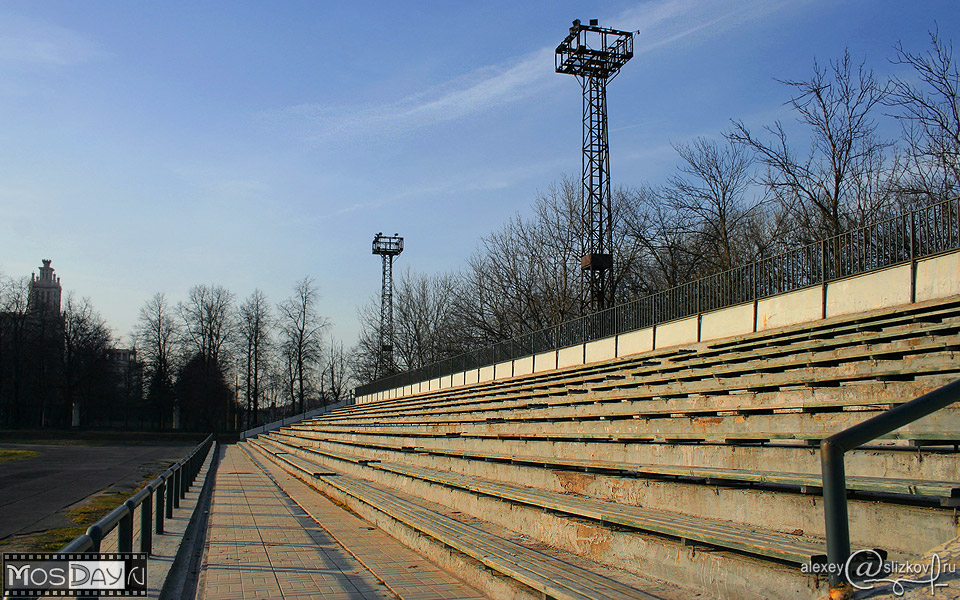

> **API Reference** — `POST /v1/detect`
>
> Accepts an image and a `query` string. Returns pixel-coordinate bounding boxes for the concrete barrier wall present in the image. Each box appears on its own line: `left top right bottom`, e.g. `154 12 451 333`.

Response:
757 287 822 330
557 345 584 369
617 327 653 356
655 316 699 347
826 264 912 317
916 251 960 302
478 365 495 383
356 250 960 404
701 302 754 340
534 351 557 373
585 337 617 363
514 356 533 377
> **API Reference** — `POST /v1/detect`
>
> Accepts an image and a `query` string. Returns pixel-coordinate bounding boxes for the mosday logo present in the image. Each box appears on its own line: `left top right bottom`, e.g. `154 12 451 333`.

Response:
3 553 147 597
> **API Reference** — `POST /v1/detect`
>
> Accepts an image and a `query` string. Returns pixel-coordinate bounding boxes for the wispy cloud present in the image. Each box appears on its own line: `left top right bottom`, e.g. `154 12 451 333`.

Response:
0 13 104 67
263 0 790 144
262 44 558 144
616 0 791 56
311 156 572 222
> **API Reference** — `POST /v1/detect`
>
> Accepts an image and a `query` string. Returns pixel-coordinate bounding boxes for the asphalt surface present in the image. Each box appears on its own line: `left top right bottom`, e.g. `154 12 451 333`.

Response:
0 442 191 540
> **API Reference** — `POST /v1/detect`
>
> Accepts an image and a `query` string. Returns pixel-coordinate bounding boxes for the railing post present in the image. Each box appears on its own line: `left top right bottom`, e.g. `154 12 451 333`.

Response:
118 501 134 553
820 238 828 319
176 464 183 504
84 523 103 600
156 480 166 533
141 492 153 554
86 523 102 553
820 439 850 593
909 210 917 303
167 472 176 513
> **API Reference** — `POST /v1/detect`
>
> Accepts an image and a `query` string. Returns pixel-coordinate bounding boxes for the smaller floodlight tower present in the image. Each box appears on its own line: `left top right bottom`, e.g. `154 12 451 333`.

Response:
372 232 404 378
557 18 634 312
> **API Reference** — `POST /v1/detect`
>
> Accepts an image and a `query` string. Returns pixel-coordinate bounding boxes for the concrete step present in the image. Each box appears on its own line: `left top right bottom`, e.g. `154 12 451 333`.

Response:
279 427 960 482
264 432 960 558
248 437 827 600
244 439 702 600
317 349 960 429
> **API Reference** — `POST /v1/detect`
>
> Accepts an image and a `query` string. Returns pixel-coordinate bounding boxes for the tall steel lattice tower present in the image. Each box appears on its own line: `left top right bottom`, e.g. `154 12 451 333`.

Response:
557 19 634 312
372 233 404 378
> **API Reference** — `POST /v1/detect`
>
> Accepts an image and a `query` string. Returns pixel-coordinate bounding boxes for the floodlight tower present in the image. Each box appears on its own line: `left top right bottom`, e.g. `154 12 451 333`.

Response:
556 19 634 312
372 232 404 378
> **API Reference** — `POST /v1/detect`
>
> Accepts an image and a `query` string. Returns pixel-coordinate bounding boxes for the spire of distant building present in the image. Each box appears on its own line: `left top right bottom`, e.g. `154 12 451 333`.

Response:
28 259 62 315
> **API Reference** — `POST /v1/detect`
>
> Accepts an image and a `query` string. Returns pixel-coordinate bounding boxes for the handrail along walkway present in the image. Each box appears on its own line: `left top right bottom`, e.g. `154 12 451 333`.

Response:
57 434 214 555
820 378 960 596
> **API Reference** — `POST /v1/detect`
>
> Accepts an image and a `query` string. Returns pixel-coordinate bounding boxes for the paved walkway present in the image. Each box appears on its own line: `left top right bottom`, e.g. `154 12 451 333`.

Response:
197 444 486 600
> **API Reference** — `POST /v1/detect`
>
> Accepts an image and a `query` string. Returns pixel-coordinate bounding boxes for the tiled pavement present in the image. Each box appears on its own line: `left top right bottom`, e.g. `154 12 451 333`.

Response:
197 444 487 600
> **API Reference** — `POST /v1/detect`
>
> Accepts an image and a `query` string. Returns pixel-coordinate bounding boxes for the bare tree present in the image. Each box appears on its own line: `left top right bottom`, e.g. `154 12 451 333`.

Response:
237 289 273 427
178 284 235 365
351 295 382 385
622 184 701 291
277 277 328 414
663 137 766 273
456 177 586 344
135 292 181 428
319 336 350 405
177 284 236 430
391 270 462 370
729 49 893 241
888 28 960 202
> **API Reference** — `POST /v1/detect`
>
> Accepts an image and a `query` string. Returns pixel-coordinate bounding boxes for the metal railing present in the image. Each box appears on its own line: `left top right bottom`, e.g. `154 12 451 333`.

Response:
58 434 214 555
820 379 960 596
240 400 349 440
357 197 960 398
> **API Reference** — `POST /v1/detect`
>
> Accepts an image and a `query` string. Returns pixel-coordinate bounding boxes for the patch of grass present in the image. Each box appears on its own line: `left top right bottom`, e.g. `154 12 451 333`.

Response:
0 449 41 462
0 473 159 553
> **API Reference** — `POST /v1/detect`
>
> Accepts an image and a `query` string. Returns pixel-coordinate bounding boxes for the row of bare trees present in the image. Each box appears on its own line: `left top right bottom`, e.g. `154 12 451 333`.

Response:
354 30 960 382
135 278 350 431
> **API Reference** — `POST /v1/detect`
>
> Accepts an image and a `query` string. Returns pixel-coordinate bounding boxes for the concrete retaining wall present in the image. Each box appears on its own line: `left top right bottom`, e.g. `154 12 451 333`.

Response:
357 250 960 404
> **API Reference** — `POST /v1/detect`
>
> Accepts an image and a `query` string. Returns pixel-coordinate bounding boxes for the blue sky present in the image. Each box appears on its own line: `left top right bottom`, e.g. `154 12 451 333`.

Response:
0 1 957 346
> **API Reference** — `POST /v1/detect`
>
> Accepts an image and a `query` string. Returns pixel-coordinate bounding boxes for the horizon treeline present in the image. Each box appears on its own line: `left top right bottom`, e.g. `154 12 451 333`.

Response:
354 30 960 382
132 277 350 431
0 274 350 431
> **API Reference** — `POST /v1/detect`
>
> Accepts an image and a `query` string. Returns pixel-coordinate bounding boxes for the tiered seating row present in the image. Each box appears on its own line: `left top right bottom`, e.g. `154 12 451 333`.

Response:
243 440 668 600
270 429 960 503
337 299 960 420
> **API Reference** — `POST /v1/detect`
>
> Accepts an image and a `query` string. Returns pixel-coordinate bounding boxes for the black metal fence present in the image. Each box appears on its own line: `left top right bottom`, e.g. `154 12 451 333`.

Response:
357 197 960 398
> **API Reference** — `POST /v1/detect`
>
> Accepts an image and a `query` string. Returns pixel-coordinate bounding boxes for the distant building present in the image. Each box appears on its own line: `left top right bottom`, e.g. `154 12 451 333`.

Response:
28 259 62 316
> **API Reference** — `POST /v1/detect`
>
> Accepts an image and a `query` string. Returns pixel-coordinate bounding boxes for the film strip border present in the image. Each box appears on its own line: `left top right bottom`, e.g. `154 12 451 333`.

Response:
3 553 147 560
3 591 147 597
